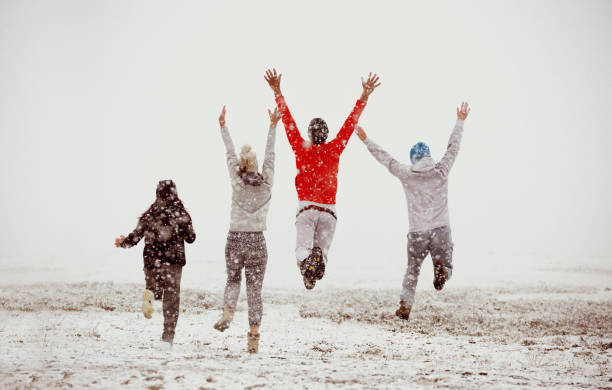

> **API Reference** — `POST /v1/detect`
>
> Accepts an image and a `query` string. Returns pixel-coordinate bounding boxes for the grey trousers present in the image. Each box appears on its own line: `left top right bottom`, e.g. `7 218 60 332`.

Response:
295 209 337 265
224 231 268 326
400 225 454 306
144 263 182 341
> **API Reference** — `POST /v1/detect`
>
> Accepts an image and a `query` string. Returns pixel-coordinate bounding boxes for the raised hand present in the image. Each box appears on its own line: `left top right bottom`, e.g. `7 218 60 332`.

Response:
114 235 125 248
457 102 470 120
219 105 227 128
264 68 283 97
268 107 281 126
360 73 381 101
355 126 367 141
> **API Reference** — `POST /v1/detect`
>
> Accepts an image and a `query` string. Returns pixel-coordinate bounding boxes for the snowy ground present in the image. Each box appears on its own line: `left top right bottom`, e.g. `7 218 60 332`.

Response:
0 279 611 389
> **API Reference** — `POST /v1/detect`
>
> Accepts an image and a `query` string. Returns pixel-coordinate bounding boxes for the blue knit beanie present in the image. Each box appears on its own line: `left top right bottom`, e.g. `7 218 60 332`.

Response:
410 142 430 164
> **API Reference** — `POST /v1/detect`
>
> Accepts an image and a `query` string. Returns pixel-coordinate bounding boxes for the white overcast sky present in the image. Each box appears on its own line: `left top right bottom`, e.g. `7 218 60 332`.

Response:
0 0 611 273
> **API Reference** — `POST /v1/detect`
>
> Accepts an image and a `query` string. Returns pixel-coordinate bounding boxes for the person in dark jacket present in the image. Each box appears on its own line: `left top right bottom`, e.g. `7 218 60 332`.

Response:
115 180 196 345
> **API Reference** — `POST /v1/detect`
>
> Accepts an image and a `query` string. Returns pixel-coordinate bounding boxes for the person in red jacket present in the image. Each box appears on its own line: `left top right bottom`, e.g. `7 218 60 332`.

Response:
264 68 380 289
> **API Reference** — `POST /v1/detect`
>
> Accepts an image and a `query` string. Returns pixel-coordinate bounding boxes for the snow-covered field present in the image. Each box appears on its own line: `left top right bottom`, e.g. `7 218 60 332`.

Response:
1 273 611 389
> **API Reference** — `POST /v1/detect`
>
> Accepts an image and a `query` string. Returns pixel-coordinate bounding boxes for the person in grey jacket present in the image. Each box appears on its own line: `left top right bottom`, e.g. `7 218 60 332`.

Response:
355 102 470 320
214 105 280 354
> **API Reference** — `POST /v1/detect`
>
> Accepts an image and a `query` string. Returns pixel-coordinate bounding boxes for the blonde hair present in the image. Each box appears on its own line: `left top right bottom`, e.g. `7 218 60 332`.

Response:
239 145 258 174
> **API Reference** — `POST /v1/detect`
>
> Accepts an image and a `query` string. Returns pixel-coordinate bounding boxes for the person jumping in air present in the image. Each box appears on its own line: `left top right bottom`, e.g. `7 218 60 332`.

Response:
213 105 279 354
355 102 470 320
264 68 380 289
115 180 196 345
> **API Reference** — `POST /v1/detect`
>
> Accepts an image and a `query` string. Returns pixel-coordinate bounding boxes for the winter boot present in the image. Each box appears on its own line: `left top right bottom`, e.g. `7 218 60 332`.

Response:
299 259 316 290
310 247 325 280
433 264 448 291
142 289 154 319
247 332 260 354
213 305 236 332
395 301 411 320
299 247 325 290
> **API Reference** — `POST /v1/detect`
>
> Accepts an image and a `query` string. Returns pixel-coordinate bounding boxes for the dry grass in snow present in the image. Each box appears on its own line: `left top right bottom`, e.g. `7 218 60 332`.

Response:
0 282 610 389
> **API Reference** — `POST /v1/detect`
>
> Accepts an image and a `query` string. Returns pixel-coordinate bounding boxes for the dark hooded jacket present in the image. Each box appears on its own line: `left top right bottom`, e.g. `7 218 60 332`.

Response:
121 180 196 268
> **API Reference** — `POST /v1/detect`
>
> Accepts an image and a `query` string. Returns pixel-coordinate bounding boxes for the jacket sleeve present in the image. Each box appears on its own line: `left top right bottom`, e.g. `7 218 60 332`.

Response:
363 137 412 181
180 213 196 244
275 95 304 153
220 126 241 182
328 99 367 154
436 119 464 177
120 218 146 248
262 125 277 185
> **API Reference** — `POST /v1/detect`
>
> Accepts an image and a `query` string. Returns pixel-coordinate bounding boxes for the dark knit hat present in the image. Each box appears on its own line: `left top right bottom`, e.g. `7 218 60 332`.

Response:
308 118 328 145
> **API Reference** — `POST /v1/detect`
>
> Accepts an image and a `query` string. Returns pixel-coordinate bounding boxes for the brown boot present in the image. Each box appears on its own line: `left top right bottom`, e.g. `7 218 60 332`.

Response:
247 332 259 354
395 301 411 320
213 305 235 332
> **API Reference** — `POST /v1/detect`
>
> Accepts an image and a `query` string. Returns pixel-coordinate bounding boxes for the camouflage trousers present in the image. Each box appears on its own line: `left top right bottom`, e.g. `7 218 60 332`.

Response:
144 262 183 341
400 225 454 307
224 231 268 326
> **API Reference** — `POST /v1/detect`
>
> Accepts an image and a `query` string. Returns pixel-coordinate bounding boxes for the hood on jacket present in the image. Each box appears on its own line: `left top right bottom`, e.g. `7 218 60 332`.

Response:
411 156 435 172
156 180 178 201
241 171 264 186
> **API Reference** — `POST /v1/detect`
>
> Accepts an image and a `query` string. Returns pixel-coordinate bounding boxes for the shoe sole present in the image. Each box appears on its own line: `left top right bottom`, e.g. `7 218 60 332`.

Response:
300 259 317 290
303 275 316 290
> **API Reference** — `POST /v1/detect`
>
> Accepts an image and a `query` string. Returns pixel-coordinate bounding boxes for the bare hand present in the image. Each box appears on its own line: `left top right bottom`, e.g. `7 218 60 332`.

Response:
219 105 227 128
360 73 381 101
268 107 281 126
355 126 367 141
457 102 470 120
114 235 125 248
264 68 282 97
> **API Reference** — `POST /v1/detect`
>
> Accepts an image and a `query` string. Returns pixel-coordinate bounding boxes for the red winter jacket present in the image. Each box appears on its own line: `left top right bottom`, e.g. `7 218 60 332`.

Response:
276 95 366 205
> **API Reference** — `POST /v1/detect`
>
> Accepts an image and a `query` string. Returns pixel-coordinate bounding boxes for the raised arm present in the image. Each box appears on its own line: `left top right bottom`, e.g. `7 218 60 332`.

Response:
218 105 240 181
262 107 280 185
329 73 381 153
437 102 470 177
265 68 304 152
356 126 412 180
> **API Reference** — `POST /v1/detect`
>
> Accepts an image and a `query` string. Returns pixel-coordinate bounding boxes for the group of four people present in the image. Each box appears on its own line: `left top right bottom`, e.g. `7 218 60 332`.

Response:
115 69 470 354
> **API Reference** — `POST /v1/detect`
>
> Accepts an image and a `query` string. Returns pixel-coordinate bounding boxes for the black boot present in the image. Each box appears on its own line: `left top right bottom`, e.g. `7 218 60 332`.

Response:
299 259 316 290
300 247 325 290
433 264 448 291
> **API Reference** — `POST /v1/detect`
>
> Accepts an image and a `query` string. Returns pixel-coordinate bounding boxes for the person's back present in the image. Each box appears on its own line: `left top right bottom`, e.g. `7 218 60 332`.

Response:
401 157 453 233
265 68 380 289
115 179 195 345
356 102 470 321
123 181 196 268
215 105 279 354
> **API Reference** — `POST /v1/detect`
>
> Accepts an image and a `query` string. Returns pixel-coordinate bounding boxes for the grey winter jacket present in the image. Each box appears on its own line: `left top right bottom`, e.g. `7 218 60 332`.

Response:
221 125 276 232
363 120 464 232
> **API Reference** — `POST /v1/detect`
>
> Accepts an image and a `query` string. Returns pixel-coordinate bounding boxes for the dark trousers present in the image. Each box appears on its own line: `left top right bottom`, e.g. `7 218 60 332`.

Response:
144 263 183 341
